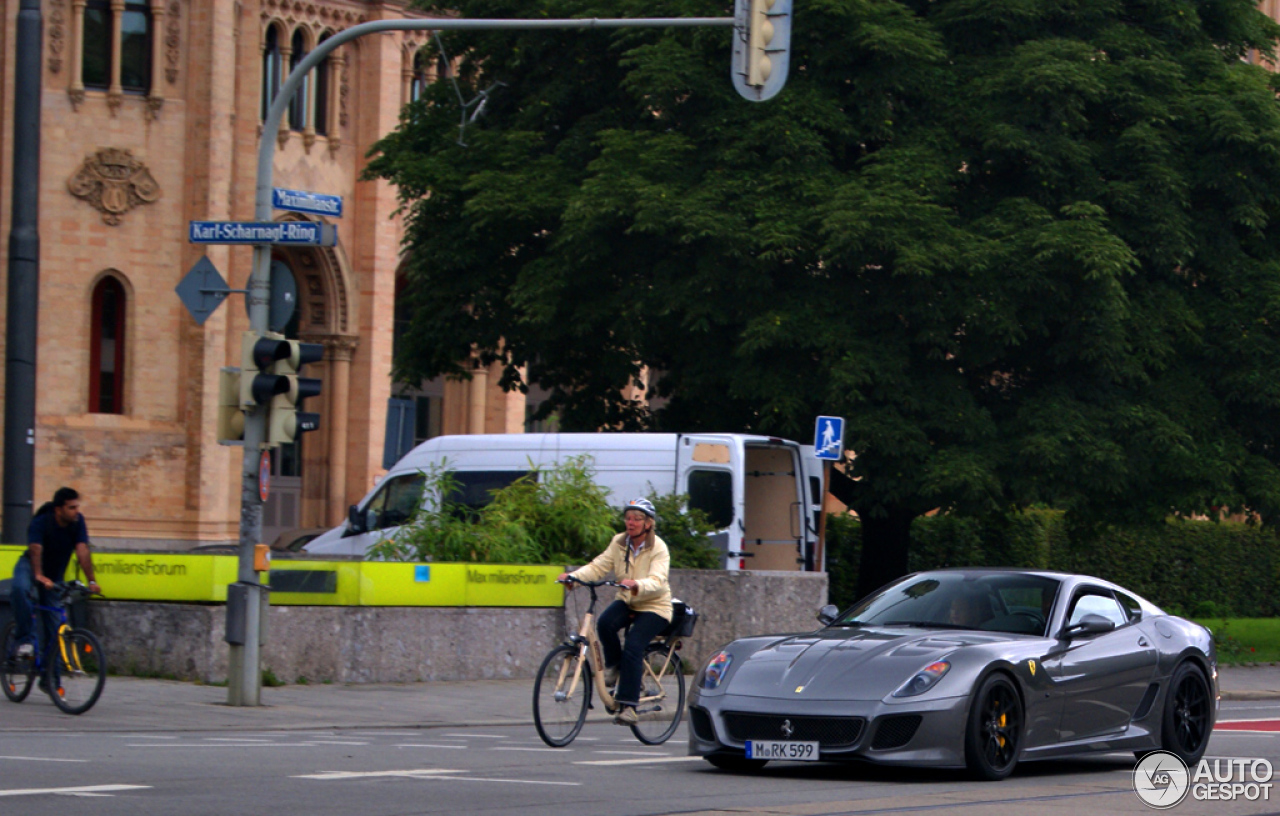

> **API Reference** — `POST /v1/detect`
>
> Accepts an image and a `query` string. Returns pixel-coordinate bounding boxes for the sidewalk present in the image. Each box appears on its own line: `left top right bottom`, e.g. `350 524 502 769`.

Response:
1 664 1276 734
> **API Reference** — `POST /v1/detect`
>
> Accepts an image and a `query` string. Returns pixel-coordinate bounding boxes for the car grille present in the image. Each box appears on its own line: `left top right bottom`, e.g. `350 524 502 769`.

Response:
871 715 922 750
689 706 716 742
722 712 865 749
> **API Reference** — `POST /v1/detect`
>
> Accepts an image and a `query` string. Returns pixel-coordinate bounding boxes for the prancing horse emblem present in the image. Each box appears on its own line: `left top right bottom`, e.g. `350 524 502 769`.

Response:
781 719 794 738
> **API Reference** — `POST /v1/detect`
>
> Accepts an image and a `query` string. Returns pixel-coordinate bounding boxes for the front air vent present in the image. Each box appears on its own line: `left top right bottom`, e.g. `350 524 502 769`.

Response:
871 715 922 750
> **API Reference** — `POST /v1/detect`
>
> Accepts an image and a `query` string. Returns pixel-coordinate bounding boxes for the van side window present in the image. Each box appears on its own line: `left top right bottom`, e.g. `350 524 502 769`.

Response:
448 471 531 511
688 469 733 529
365 472 427 531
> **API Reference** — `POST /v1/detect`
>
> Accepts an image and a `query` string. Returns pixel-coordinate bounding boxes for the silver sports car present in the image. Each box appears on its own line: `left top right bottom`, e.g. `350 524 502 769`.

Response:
688 569 1217 779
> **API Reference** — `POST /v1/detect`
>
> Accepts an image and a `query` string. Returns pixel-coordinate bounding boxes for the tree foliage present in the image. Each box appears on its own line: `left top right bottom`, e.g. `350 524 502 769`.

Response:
368 0 1280 592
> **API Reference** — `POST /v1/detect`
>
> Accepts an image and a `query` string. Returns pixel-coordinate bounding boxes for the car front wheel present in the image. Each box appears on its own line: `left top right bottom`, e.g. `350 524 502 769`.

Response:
965 672 1023 780
1161 662 1211 765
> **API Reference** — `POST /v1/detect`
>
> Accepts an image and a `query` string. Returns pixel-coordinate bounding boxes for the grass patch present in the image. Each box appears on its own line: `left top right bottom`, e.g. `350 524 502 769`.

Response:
1193 618 1280 665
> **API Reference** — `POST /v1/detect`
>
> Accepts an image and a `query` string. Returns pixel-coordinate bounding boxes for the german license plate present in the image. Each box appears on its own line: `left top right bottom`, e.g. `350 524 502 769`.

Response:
745 740 819 761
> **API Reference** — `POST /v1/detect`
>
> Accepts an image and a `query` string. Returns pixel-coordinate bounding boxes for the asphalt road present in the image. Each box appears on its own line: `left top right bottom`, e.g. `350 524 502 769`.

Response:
2 701 1279 816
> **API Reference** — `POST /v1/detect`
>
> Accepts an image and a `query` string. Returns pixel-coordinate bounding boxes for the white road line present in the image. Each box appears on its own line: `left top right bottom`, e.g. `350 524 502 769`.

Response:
0 785 151 798
574 756 704 766
591 750 674 756
443 734 507 739
397 744 469 750
126 743 321 748
206 737 275 742
299 740 369 746
294 769 579 786
492 746 569 753
109 735 177 740
0 756 89 763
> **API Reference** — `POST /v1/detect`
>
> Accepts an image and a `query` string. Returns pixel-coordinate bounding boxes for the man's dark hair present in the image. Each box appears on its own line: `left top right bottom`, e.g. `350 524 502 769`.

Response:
52 487 79 507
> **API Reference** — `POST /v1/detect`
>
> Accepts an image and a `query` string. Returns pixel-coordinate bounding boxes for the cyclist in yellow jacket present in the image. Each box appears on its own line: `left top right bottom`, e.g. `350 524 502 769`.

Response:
558 498 672 726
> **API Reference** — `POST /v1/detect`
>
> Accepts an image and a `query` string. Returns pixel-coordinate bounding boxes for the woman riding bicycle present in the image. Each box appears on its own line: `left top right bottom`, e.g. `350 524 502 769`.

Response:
558 498 671 726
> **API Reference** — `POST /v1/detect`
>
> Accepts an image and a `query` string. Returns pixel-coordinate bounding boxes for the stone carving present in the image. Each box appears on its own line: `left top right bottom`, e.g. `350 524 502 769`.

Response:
146 95 164 121
166 0 182 84
48 0 67 73
67 148 162 225
339 58 349 128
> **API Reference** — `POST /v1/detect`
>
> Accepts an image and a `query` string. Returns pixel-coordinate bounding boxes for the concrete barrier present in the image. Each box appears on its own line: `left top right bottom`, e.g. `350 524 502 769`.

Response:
88 569 828 684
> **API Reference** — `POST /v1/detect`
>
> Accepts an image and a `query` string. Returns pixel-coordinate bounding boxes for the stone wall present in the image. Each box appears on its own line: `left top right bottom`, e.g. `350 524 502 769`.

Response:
88 569 828 684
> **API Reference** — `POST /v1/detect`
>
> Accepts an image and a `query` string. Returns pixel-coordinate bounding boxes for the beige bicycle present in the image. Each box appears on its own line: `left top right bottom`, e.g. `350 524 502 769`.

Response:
533 577 693 746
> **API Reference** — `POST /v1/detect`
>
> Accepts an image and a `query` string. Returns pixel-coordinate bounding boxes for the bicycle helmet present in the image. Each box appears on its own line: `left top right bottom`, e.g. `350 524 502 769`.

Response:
624 498 656 521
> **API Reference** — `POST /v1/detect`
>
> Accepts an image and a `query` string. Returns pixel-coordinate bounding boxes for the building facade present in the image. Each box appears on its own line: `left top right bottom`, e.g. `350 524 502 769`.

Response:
0 0 529 549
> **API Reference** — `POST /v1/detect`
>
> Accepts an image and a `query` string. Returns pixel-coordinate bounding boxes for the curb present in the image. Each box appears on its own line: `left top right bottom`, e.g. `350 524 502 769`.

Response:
1221 690 1280 702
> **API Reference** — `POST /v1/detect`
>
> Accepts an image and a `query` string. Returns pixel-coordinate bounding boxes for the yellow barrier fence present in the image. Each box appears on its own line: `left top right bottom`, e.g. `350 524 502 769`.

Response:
1 546 564 607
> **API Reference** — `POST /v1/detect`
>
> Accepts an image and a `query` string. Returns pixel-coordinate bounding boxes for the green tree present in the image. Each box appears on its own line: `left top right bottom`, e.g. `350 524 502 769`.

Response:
368 0 1280 596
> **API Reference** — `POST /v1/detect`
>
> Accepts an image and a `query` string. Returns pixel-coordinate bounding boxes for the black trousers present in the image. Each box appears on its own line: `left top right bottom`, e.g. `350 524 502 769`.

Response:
596 599 669 707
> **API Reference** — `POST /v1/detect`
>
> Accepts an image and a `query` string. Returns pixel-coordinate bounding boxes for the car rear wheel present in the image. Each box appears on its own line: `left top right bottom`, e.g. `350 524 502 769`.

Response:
965 673 1023 780
704 754 768 772
1161 662 1211 765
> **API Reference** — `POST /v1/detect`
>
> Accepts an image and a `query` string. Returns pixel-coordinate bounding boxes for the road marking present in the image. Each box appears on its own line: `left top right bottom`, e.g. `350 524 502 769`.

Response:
299 740 369 746
109 735 177 740
591 750 674 756
126 743 321 748
0 756 89 763
397 744 469 750
295 769 579 786
206 737 275 742
574 756 704 766
443 733 507 739
0 785 151 798
1216 718 1280 732
492 746 569 753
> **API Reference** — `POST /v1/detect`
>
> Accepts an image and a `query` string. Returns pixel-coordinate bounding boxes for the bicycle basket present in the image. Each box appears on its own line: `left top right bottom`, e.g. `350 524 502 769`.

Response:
665 600 698 639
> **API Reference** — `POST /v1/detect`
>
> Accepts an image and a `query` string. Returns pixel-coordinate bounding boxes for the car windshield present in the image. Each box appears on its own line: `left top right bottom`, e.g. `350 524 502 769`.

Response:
836 572 1061 637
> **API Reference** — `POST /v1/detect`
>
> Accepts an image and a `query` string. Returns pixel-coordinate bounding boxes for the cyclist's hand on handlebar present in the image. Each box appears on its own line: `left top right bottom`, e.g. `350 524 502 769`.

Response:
36 575 54 590
619 579 639 595
557 573 576 590
87 581 101 595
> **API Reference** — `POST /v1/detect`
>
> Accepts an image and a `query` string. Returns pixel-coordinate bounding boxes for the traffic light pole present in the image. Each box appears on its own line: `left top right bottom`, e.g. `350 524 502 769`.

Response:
231 13 741 706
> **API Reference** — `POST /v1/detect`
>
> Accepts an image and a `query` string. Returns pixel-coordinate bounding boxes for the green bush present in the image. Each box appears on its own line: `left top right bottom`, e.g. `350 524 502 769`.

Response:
825 509 1280 616
370 456 721 569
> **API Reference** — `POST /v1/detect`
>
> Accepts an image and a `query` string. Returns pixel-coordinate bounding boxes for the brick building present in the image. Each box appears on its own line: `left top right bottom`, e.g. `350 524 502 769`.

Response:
0 0 529 549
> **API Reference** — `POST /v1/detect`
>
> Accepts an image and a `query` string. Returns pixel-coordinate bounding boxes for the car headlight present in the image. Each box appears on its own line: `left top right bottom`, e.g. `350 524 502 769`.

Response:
892 660 950 698
702 651 733 690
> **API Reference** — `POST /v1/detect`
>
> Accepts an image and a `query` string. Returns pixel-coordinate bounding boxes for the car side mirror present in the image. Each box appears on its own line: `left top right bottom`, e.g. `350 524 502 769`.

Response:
817 604 839 626
1058 613 1116 640
347 504 367 534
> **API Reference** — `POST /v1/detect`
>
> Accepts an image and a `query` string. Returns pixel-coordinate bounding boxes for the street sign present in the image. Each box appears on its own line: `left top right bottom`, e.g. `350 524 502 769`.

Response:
175 257 234 326
272 187 343 218
814 415 844 461
188 220 338 247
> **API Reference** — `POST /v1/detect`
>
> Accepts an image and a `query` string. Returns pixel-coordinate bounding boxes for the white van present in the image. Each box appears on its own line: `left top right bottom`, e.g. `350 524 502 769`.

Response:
304 433 827 571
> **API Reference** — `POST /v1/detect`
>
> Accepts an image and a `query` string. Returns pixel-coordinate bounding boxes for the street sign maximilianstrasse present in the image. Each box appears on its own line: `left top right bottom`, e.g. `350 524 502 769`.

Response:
188 220 337 246
272 187 343 218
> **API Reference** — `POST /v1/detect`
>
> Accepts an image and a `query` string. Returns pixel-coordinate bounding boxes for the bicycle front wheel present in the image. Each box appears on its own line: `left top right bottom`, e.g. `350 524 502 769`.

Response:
47 628 105 715
533 644 589 747
631 642 685 745
1 621 36 703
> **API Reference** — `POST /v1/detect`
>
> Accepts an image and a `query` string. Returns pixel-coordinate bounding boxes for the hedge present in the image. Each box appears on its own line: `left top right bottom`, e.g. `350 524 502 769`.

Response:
825 511 1280 618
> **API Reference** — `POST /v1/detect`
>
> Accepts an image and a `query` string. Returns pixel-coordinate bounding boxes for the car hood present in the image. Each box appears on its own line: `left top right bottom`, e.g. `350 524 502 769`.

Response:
723 627 1018 701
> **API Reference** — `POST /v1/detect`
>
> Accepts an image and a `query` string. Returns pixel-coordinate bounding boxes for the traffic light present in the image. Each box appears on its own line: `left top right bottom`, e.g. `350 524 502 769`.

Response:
216 368 246 444
731 0 792 102
237 331 323 448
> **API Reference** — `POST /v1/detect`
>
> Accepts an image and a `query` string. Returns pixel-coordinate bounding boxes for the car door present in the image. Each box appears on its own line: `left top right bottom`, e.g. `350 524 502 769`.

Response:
676 435 743 569
1041 587 1158 741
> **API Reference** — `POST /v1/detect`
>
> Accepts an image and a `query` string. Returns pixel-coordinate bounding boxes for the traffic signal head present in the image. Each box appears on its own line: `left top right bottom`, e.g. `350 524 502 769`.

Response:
216 367 246 444
264 340 324 448
731 0 792 102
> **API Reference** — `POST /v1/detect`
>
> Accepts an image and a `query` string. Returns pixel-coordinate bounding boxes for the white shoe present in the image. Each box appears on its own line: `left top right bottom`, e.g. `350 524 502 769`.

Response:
14 643 33 659
614 706 638 726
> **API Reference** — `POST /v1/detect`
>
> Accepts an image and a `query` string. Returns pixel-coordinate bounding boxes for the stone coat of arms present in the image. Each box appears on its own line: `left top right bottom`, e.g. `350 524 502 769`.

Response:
68 148 161 225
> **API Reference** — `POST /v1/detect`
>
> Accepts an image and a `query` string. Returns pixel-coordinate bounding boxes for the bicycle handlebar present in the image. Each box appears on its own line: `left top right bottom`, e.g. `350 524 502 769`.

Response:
557 576 624 589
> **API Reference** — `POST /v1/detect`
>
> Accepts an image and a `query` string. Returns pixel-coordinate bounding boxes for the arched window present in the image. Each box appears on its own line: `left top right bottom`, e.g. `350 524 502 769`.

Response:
288 30 309 131
261 26 282 121
315 33 332 136
89 276 127 414
409 50 430 102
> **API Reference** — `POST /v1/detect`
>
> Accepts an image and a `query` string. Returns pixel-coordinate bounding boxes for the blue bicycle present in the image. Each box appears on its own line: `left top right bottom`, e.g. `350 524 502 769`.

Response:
2 581 106 714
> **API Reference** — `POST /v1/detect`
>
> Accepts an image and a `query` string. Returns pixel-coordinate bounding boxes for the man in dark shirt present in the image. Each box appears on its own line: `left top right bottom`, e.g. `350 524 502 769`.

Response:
9 487 99 657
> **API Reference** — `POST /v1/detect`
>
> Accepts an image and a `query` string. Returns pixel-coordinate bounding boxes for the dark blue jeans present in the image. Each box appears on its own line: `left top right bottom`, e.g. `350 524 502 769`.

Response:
10 556 54 650
596 600 669 708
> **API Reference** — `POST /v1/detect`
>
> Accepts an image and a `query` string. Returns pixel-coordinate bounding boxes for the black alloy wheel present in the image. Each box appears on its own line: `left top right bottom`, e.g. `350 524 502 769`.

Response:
965 672 1023 780
1162 662 1211 764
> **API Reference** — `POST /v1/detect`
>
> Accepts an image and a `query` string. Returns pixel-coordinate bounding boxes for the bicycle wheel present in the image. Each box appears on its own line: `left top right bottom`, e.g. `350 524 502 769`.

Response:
533 644 590 747
1 621 36 703
47 628 105 715
631 642 685 745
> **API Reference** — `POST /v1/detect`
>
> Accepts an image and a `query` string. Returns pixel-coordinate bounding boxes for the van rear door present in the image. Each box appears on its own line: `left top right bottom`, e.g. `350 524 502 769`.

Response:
675 435 744 570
